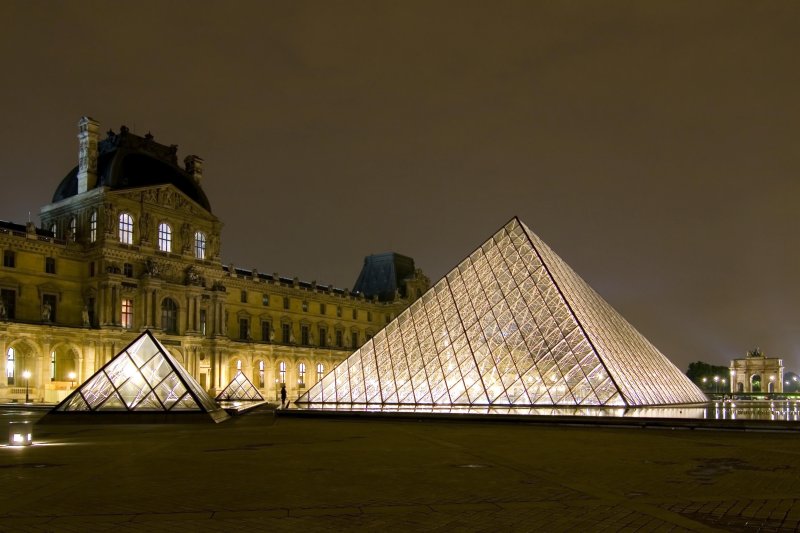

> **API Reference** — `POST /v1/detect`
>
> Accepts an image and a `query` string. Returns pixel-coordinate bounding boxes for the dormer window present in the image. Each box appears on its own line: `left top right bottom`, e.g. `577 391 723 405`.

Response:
194 231 206 259
89 210 97 243
118 213 134 244
158 222 172 252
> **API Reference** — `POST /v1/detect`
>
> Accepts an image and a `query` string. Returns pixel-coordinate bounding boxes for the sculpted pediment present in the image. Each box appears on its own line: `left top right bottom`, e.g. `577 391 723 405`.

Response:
116 185 202 215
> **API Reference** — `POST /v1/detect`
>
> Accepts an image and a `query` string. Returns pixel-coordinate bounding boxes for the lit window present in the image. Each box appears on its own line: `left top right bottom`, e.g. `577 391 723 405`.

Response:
50 351 55 381
89 210 97 242
119 213 134 244
161 298 178 334
236 359 242 371
316 363 324 383
194 231 206 259
279 361 286 384
258 360 265 387
69 217 77 242
298 363 306 386
158 222 172 252
6 347 14 385
121 299 133 329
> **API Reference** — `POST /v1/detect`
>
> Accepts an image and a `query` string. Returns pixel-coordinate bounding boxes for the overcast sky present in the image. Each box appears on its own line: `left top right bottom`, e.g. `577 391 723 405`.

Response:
1 1 798 372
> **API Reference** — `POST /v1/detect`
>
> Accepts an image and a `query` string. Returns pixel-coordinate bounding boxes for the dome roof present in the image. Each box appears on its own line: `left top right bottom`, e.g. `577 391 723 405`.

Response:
53 126 212 212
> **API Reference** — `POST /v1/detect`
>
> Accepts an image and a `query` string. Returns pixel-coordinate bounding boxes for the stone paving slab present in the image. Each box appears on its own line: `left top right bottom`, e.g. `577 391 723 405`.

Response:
0 412 799 531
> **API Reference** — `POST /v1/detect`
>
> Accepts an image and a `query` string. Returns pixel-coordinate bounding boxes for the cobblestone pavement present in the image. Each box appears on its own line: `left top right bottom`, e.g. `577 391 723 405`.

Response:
1 408 799 531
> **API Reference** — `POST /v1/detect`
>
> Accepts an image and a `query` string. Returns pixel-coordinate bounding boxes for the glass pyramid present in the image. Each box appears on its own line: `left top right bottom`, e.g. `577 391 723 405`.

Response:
216 371 265 401
53 330 228 421
299 217 707 408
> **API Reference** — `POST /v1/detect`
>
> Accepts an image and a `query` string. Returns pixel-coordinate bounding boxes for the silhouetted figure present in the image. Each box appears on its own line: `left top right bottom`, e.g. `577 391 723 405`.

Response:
280 384 287 408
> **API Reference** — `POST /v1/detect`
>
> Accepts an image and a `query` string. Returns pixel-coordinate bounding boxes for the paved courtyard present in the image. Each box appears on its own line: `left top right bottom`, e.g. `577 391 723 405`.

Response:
1 407 799 532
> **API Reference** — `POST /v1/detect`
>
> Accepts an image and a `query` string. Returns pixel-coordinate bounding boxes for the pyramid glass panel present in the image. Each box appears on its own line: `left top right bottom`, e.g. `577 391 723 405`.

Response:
49 330 227 421
299 217 706 409
216 371 265 401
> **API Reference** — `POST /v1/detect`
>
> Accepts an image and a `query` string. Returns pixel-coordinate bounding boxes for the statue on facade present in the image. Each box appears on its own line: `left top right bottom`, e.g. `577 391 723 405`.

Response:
0 299 6 320
41 302 52 322
145 259 161 277
140 212 152 243
289 330 296 344
181 223 191 253
81 305 90 327
185 265 202 285
269 330 276 342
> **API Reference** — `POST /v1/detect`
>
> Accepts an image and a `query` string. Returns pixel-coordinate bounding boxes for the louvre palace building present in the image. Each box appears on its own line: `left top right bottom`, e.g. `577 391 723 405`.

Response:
0 117 429 404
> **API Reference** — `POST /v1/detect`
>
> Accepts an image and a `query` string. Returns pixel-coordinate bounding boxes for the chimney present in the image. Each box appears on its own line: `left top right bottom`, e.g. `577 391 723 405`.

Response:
77 116 100 194
184 155 204 184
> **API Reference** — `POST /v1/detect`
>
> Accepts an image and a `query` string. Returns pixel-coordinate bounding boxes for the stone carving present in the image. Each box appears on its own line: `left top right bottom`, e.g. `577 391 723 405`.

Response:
140 212 152 243
185 266 204 286
82 305 90 327
181 223 191 253
211 281 226 292
41 302 52 322
106 261 121 274
145 259 161 277
209 233 219 258
0 298 6 320
104 203 115 235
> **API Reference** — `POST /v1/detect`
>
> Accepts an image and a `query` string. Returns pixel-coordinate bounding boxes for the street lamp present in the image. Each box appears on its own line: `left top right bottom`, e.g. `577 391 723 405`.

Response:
22 370 31 403
713 375 720 393
68 371 76 388
702 377 707 390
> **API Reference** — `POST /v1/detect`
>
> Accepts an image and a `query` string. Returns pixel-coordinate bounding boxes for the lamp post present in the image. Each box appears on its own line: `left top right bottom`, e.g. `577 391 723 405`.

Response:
713 376 720 393
68 371 76 388
702 377 707 391
22 370 31 403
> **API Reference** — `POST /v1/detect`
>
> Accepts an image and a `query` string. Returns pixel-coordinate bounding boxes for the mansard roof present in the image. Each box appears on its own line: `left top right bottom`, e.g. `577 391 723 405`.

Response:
52 126 211 212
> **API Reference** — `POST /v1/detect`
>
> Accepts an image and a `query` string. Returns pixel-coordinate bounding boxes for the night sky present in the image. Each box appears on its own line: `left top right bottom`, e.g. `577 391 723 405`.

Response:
1 1 798 372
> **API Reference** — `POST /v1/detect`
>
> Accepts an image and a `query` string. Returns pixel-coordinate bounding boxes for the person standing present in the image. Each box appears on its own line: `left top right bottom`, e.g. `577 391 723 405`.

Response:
280 384 287 408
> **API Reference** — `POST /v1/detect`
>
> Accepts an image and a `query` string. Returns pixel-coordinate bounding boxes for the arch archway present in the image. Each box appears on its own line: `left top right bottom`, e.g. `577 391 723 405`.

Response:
751 374 761 393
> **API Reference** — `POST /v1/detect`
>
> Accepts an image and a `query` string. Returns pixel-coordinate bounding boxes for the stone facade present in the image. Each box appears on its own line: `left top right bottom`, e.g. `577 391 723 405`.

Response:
0 117 428 404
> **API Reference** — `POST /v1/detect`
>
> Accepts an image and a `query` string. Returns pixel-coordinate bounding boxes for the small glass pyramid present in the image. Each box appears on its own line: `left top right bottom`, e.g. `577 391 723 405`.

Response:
53 330 227 420
216 371 265 401
299 217 707 408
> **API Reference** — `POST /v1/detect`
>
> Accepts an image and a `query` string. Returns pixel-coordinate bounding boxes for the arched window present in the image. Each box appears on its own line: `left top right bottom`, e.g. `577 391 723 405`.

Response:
6 347 14 385
119 213 134 244
194 231 206 260
257 360 265 387
298 362 306 386
316 363 324 383
279 361 286 384
68 217 77 242
161 298 178 334
89 210 97 243
50 350 56 381
158 222 172 252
